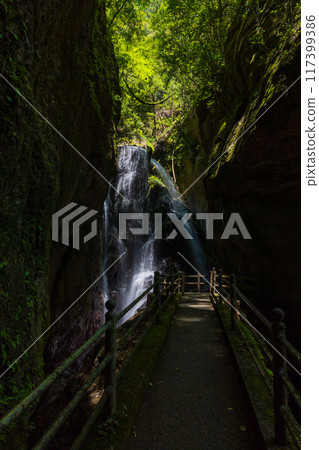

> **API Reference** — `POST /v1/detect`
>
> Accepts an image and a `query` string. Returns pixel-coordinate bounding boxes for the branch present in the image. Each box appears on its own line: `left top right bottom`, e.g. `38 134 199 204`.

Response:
122 76 172 106
109 0 130 27
171 133 179 184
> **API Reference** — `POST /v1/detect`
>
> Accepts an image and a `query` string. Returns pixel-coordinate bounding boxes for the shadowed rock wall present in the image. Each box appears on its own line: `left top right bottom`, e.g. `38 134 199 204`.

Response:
177 0 301 342
0 0 120 428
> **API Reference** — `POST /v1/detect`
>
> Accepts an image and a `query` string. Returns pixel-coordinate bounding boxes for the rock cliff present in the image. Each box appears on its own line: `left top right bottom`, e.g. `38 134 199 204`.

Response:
176 0 301 342
0 0 120 421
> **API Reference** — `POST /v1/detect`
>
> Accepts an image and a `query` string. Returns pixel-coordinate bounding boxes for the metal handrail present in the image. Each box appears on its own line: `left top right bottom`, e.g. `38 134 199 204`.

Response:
235 287 272 331
116 292 160 350
70 388 111 450
0 271 182 448
210 268 300 448
32 354 113 449
219 285 229 297
71 274 180 450
116 271 179 324
280 372 301 410
0 320 112 433
116 283 157 322
160 278 179 295
284 338 301 367
161 271 179 279
235 287 301 367
116 273 178 322
183 274 209 278
115 282 179 382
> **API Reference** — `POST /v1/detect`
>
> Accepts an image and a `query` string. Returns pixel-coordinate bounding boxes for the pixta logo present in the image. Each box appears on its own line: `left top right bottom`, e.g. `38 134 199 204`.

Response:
119 213 251 240
52 203 98 250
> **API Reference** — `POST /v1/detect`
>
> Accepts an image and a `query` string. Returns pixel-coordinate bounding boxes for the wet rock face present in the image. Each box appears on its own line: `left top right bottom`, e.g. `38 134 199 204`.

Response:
0 0 120 388
205 88 301 343
184 107 301 343
178 1 301 343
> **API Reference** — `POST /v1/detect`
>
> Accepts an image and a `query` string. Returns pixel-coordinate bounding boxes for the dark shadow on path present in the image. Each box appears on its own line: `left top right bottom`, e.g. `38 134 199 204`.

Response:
128 293 262 450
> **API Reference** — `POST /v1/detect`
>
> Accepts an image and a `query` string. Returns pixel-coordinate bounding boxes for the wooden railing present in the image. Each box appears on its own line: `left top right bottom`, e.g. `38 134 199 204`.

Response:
209 268 301 449
0 272 182 449
182 273 209 292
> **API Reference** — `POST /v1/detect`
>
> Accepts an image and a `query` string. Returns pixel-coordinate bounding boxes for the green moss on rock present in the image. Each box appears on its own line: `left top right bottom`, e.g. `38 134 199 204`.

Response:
0 1 120 446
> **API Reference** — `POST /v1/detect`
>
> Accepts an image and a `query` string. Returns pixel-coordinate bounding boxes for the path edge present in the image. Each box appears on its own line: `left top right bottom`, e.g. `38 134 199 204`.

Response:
211 294 278 450
84 293 182 450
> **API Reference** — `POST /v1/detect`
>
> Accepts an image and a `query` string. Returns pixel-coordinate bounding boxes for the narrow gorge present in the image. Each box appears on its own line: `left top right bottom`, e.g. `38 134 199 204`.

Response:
103 145 208 323
0 0 301 448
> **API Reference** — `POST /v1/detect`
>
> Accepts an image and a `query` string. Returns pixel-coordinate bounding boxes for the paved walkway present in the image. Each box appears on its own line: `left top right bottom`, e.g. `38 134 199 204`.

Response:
127 293 260 450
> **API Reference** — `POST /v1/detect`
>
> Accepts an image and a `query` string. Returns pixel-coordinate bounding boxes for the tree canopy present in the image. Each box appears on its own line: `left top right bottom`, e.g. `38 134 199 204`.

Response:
105 0 300 152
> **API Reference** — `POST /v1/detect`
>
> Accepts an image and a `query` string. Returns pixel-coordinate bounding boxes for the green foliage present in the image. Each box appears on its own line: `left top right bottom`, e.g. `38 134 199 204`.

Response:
107 0 251 165
147 174 165 198
106 0 173 143
107 0 300 165
153 0 240 97
148 175 165 188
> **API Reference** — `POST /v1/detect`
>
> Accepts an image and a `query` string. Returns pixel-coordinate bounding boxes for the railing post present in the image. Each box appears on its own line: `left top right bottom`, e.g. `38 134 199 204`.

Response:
197 273 200 293
218 269 223 303
271 308 287 446
104 299 116 417
209 270 213 296
177 271 181 294
230 273 237 330
212 267 216 296
154 271 162 324
181 271 185 295
170 272 174 296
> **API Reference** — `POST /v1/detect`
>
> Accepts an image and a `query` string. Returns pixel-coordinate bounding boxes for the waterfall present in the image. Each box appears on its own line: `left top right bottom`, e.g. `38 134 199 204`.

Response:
103 145 208 324
151 159 181 205
103 146 155 323
151 158 208 276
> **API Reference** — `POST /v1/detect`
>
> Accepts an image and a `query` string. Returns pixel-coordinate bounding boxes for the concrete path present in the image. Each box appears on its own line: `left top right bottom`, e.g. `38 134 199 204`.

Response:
127 293 261 450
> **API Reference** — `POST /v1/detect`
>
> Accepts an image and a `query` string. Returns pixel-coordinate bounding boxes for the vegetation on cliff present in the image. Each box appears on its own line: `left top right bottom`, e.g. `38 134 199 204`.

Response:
0 1 119 444
105 0 300 177
106 1 300 334
0 0 301 446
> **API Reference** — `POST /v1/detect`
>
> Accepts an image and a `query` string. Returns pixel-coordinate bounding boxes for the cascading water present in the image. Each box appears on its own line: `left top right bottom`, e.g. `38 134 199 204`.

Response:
103 145 208 323
103 146 155 323
151 159 208 276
